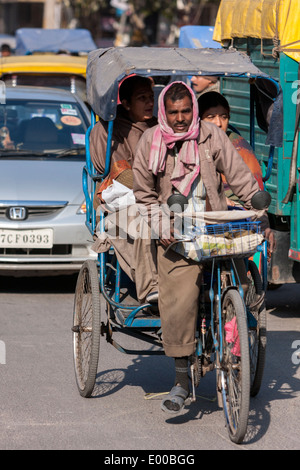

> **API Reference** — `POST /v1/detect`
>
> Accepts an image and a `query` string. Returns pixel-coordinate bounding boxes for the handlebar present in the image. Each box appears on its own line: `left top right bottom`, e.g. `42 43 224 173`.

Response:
167 190 271 213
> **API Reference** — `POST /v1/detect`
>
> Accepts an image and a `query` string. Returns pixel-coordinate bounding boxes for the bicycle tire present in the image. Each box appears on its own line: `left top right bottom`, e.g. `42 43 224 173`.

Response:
72 260 101 398
246 260 267 397
218 288 250 444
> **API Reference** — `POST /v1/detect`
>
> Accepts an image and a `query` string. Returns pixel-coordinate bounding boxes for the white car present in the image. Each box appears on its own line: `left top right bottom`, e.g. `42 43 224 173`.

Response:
0 85 96 276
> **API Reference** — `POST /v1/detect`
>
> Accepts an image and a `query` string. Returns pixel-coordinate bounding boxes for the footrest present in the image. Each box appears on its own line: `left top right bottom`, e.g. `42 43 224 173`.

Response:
115 306 160 328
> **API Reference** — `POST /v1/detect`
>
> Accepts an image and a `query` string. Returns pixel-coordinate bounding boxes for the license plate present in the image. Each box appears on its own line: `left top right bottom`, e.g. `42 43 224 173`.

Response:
0 229 53 248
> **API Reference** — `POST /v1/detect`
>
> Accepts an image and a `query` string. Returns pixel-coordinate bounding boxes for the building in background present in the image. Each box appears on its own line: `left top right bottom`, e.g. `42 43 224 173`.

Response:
0 0 63 33
0 0 221 47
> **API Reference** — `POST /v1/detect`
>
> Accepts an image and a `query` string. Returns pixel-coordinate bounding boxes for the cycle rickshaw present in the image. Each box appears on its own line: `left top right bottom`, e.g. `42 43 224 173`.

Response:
72 47 280 444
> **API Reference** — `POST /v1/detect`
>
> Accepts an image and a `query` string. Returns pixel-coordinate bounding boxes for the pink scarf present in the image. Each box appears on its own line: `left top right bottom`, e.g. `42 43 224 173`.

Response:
148 81 200 197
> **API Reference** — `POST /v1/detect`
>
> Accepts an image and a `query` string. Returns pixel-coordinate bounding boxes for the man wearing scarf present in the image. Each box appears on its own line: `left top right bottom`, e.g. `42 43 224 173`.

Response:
133 81 271 414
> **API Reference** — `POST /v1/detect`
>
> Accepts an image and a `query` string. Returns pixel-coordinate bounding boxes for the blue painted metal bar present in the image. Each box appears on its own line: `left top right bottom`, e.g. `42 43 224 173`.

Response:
124 316 161 328
114 259 121 303
250 84 255 151
231 261 244 300
209 259 219 353
262 145 274 183
104 120 114 179
217 261 223 362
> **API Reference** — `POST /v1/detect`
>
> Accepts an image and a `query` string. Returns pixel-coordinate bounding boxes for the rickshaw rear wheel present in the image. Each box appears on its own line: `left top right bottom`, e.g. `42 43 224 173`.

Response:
72 260 101 397
246 260 267 397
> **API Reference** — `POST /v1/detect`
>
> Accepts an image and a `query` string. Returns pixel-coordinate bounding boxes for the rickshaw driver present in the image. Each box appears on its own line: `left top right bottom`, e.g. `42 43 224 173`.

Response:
90 75 159 304
132 81 273 414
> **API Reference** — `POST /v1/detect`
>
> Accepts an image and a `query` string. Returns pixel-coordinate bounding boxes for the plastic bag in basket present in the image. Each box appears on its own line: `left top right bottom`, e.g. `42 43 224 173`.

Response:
172 225 264 262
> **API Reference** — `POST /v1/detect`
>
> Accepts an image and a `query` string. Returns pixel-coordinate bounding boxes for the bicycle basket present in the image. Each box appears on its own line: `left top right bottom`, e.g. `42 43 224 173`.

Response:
172 221 263 261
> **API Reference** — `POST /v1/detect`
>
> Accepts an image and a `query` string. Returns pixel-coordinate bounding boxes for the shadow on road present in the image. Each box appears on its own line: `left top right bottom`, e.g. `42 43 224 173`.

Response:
4 275 297 446
85 281 300 446
0 274 78 294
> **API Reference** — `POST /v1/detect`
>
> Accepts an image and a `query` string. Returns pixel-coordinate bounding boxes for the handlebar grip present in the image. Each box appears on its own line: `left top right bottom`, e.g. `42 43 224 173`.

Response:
251 191 271 210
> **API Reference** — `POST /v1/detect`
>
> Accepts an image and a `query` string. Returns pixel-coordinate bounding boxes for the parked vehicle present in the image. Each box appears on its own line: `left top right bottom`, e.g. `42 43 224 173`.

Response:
0 28 97 103
178 25 221 49
15 28 96 56
0 86 96 276
0 54 88 102
213 0 300 287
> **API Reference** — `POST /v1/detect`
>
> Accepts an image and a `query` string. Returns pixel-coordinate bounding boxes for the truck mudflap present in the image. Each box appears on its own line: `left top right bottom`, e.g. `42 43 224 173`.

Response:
268 230 300 284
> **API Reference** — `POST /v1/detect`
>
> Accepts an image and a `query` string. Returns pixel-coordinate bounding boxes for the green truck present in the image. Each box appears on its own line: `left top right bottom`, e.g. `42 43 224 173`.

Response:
213 0 300 286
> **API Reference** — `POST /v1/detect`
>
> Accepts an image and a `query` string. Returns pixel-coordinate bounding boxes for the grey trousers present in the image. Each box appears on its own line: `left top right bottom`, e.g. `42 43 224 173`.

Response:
111 235 158 303
92 207 158 304
157 244 203 357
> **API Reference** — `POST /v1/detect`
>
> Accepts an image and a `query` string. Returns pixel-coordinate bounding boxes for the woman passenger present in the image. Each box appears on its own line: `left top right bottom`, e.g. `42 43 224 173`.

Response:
198 91 264 205
198 90 275 256
90 75 159 304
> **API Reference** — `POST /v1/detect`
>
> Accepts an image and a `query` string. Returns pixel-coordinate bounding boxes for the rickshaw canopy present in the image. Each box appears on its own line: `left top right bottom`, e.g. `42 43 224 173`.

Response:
15 28 97 55
87 46 273 121
213 0 300 63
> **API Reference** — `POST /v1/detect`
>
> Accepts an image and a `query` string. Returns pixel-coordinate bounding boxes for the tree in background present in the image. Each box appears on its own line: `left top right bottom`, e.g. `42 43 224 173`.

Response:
62 0 220 46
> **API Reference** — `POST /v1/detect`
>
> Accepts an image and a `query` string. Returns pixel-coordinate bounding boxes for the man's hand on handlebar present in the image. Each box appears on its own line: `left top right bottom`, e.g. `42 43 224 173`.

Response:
159 224 177 248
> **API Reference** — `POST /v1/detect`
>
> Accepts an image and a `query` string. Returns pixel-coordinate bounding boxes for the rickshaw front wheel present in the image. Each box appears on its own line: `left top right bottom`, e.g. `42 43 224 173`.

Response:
218 289 250 444
72 260 101 397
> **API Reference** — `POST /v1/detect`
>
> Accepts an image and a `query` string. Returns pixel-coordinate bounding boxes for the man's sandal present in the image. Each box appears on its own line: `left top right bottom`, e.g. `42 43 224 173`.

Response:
161 385 189 414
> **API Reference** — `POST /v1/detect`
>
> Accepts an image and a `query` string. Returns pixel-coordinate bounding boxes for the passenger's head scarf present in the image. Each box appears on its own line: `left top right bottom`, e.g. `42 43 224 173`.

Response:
148 81 200 197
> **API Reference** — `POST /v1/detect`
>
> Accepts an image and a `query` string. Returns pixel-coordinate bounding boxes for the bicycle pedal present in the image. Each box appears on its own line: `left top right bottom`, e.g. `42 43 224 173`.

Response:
185 395 194 405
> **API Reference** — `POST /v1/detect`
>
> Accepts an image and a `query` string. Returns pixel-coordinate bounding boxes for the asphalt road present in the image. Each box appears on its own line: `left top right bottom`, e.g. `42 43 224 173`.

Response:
0 275 299 451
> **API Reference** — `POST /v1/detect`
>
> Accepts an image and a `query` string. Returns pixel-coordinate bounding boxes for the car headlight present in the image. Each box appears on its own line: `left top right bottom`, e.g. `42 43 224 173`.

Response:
77 202 86 214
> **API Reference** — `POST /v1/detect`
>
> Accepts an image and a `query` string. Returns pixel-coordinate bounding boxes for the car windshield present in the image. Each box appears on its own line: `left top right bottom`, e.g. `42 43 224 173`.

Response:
0 98 89 156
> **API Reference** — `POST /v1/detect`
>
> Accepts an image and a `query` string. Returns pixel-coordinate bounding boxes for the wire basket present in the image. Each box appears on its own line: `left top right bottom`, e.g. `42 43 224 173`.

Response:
172 221 264 262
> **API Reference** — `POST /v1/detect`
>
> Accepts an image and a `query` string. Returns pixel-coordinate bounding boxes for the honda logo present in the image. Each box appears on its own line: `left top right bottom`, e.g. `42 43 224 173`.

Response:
6 207 28 221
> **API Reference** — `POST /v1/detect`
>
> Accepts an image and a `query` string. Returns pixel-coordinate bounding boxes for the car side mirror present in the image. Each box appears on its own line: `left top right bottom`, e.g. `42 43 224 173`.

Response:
251 190 271 210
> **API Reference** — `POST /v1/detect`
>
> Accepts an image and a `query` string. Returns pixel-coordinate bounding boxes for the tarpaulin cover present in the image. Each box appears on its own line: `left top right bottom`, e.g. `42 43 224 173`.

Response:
213 0 300 63
178 26 221 49
87 46 271 121
15 28 97 55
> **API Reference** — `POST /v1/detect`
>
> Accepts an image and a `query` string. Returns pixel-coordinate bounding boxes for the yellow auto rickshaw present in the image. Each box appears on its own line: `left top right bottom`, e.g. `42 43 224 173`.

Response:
0 28 97 103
